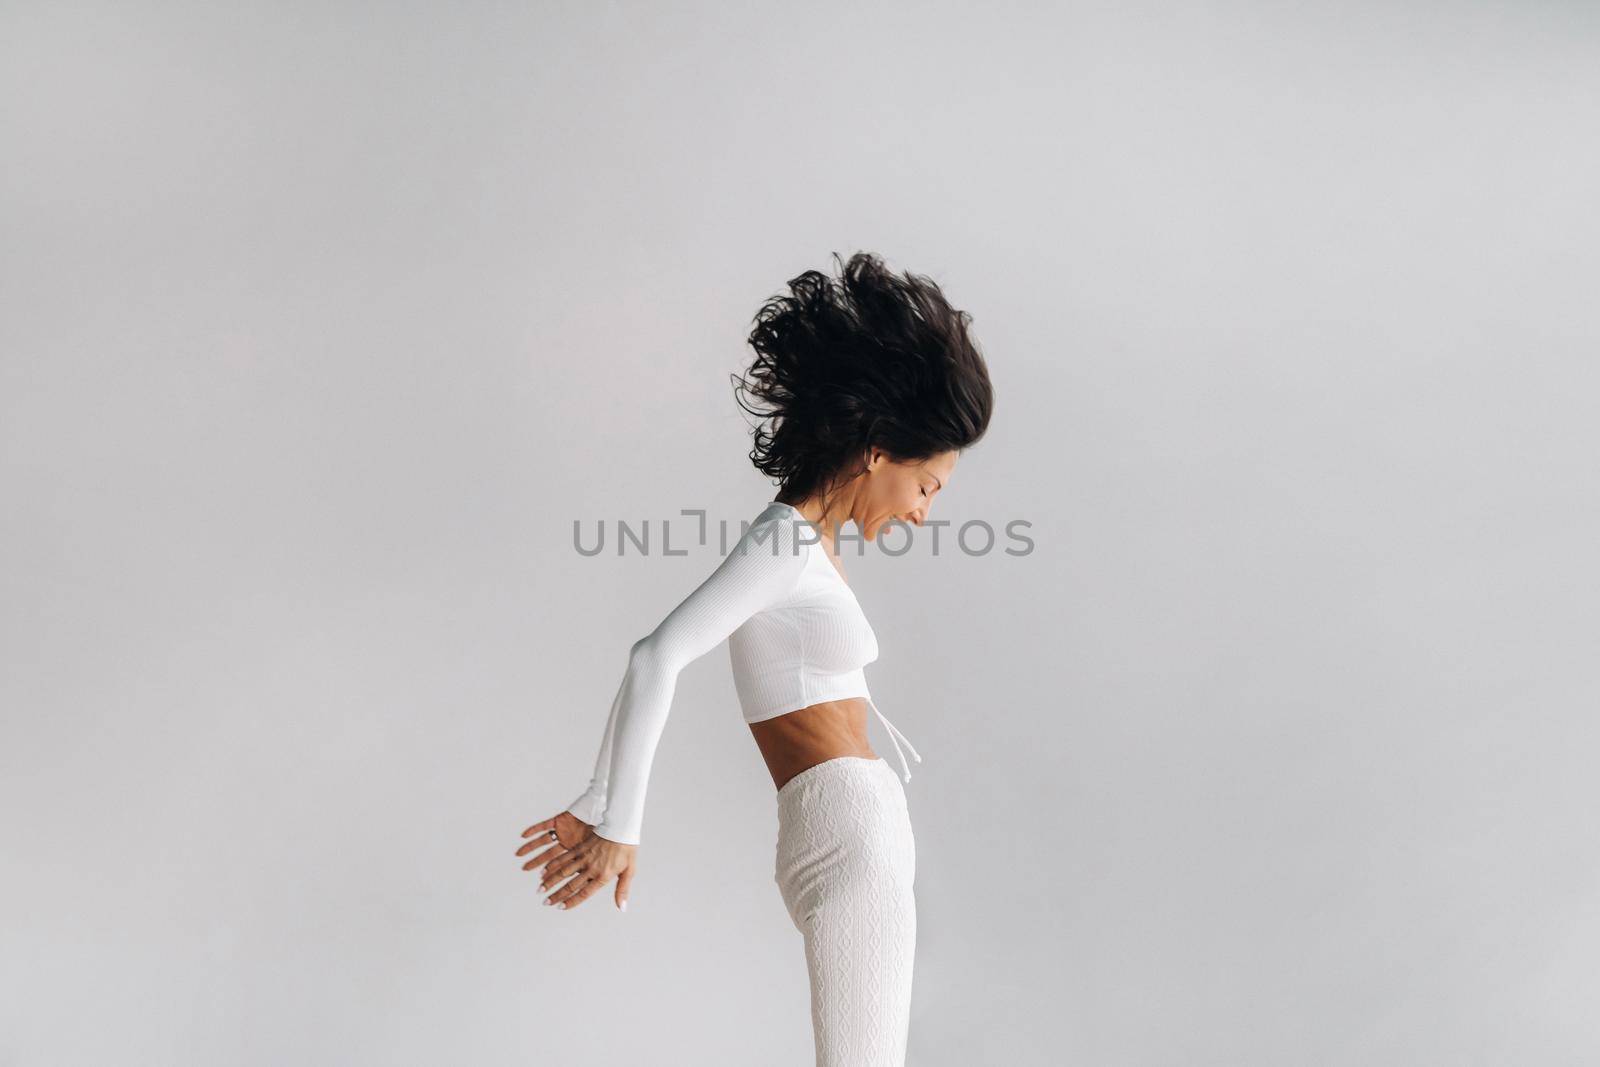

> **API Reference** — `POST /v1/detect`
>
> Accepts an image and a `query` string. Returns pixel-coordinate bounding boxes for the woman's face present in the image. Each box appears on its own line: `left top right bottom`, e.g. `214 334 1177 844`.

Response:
855 449 959 541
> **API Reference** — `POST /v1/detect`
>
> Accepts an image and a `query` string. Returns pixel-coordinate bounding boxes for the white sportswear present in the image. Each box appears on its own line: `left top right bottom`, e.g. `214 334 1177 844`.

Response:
567 500 923 845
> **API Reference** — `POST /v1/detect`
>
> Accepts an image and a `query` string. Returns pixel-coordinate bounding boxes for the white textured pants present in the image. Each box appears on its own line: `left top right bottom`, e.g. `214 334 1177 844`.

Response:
775 755 918 1066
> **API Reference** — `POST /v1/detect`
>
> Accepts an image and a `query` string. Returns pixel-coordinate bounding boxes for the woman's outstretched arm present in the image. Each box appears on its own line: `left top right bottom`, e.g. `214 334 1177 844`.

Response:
566 511 808 845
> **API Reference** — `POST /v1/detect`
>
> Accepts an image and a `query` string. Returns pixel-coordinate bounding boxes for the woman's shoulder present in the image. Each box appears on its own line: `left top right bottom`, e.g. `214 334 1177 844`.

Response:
732 502 812 562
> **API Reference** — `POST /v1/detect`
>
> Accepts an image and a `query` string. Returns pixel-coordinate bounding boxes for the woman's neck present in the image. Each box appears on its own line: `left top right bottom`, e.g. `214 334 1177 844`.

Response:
779 493 853 548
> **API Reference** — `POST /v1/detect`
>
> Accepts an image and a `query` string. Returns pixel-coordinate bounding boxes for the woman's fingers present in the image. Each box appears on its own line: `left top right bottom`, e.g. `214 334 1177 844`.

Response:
541 865 591 906
524 830 633 912
547 869 607 910
520 818 555 838
514 827 560 858
538 847 587 891
614 866 633 912
520 842 562 871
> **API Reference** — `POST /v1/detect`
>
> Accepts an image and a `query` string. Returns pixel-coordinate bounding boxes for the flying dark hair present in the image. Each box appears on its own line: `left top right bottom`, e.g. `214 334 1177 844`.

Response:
732 251 994 509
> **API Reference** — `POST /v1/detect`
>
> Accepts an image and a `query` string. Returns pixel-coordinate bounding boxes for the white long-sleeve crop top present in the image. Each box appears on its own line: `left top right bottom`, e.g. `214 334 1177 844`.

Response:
565 500 923 845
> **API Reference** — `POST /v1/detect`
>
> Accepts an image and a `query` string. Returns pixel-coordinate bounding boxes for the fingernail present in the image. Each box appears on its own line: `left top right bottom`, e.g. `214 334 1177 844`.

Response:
556 902 566 910
542 898 551 906
619 900 628 912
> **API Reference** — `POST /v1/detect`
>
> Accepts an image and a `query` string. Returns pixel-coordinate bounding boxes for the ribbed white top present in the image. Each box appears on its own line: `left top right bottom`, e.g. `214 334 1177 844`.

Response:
566 500 921 845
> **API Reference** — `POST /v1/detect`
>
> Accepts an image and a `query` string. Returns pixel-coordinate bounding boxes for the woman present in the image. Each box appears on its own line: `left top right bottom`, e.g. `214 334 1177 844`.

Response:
517 250 993 1065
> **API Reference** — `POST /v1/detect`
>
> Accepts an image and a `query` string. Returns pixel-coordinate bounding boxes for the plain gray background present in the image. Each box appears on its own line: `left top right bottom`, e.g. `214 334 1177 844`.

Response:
3 2 1596 1064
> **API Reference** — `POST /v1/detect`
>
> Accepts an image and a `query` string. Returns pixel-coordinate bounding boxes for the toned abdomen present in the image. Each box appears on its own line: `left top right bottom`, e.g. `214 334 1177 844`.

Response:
749 698 877 790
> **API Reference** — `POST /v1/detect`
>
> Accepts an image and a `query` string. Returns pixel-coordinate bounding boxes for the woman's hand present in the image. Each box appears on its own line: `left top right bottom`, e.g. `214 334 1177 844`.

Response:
517 812 637 912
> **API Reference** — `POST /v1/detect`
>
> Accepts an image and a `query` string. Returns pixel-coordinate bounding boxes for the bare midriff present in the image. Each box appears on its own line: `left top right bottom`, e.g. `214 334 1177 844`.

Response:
749 697 878 791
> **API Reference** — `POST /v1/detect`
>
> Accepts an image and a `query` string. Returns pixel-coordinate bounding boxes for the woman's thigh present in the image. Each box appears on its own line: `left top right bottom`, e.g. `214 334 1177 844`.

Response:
798 862 917 1065
774 757 918 1065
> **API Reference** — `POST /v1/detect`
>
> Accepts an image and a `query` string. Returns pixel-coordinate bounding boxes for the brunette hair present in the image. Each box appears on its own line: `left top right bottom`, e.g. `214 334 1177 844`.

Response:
732 251 993 507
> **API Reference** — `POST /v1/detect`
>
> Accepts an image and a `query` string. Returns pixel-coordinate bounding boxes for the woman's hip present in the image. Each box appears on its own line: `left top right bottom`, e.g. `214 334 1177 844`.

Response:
773 756 916 917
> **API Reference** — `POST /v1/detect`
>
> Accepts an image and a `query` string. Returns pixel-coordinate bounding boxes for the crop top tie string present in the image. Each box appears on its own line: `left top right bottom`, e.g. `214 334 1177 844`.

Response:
865 696 923 783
